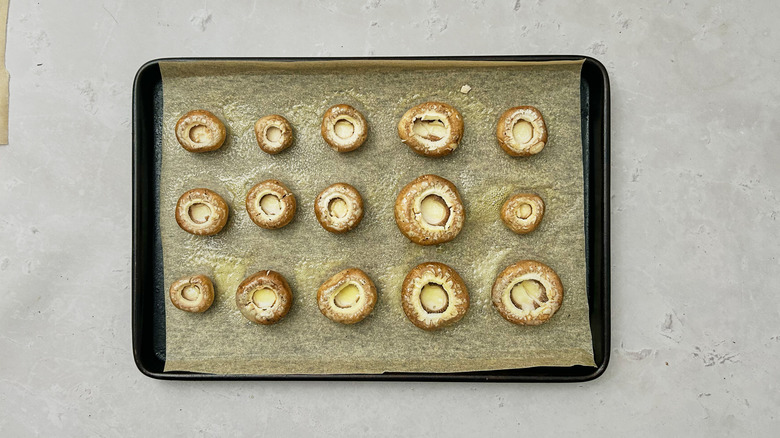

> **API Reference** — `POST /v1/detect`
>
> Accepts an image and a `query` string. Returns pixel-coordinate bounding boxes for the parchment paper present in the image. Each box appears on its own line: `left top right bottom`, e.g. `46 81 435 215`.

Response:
158 59 594 374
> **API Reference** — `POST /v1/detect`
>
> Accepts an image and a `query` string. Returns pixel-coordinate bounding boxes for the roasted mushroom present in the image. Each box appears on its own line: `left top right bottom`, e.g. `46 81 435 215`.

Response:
492 260 563 325
236 270 293 325
317 268 377 324
394 174 465 245
175 188 229 236
254 114 293 154
175 110 226 153
169 274 215 313
314 183 364 234
245 179 297 229
320 104 368 152
496 106 548 157
501 193 545 234
397 101 463 157
401 262 469 330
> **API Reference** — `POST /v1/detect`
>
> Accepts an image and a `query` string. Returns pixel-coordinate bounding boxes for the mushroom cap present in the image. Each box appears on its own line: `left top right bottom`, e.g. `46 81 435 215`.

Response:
169 274 215 313
175 110 226 153
317 268 377 324
236 270 293 325
496 106 548 157
254 114 294 154
394 174 465 245
174 188 229 236
397 101 463 157
401 262 469 330
245 179 297 230
501 193 545 234
492 260 563 325
320 104 368 152
314 183 364 234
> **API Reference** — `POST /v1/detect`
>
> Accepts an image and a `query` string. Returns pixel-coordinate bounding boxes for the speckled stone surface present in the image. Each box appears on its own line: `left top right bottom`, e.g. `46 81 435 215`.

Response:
1 1 777 436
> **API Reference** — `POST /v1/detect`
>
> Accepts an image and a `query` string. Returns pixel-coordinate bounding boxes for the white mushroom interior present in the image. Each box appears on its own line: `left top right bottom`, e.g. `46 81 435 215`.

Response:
188 203 212 224
265 126 282 142
512 119 534 144
420 194 449 226
252 287 277 309
328 197 349 219
334 118 355 139
334 283 361 309
181 284 200 301
509 279 548 311
260 194 282 215
412 115 447 140
189 124 212 143
420 282 448 313
516 202 533 220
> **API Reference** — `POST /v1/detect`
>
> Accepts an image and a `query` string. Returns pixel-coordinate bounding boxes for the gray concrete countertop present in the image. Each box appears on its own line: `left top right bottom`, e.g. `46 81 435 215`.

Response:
1 1 777 436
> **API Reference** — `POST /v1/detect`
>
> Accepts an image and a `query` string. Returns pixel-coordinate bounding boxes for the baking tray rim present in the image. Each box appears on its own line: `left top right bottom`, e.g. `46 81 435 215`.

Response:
132 55 611 382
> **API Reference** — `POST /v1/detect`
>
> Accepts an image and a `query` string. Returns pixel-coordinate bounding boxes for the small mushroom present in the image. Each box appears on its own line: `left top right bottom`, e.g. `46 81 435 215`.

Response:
169 274 215 313
397 101 464 157
401 262 469 330
254 114 293 154
236 270 293 325
317 268 377 324
492 260 563 325
245 179 297 229
320 104 368 152
496 106 548 157
394 174 465 245
175 188 229 236
501 193 545 234
314 183 364 234
175 110 226 153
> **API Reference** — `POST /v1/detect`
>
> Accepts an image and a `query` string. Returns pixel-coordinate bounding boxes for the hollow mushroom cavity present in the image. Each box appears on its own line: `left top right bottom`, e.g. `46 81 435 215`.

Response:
334 284 361 309
510 280 548 311
188 203 211 224
420 283 448 313
420 194 450 226
334 118 355 139
412 115 447 141
328 197 349 219
260 194 282 216
252 287 277 309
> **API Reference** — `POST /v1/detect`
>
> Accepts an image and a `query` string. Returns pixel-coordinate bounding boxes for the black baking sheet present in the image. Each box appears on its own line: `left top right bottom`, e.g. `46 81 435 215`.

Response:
132 56 610 382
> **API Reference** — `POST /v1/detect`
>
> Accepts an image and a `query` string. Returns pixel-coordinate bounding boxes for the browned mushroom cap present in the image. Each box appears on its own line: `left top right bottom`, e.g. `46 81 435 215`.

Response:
492 260 563 325
501 193 545 234
314 183 364 234
317 268 377 324
394 174 465 245
175 110 226 153
169 274 215 313
245 180 297 229
397 101 464 157
175 188 229 236
320 104 368 152
496 106 548 157
401 262 469 330
254 115 293 154
236 270 293 325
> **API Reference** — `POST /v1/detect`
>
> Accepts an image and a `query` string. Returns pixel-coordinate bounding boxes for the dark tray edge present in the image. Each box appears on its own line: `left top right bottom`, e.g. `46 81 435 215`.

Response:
132 55 611 382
